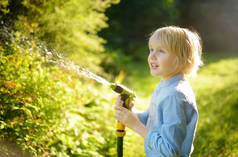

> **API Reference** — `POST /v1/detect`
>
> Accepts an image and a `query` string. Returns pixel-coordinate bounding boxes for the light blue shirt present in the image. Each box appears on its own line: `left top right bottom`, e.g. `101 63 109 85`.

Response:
138 73 198 157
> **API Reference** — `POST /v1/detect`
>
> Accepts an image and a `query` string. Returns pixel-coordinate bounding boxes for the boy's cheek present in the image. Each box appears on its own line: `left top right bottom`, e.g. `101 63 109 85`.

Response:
161 56 172 66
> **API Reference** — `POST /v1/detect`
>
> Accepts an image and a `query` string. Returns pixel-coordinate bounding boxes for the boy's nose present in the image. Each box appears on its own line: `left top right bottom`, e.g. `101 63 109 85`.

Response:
149 52 157 61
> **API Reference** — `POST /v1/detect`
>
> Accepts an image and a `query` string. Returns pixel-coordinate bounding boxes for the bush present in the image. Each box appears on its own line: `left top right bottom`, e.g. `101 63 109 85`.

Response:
0 30 118 156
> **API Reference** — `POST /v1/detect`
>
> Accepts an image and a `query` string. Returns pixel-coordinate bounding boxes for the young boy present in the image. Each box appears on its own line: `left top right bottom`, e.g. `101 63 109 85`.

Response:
114 25 203 157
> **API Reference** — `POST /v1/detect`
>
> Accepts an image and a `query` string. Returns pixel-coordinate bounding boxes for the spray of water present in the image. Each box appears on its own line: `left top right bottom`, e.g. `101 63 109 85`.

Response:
45 51 111 86
0 22 111 86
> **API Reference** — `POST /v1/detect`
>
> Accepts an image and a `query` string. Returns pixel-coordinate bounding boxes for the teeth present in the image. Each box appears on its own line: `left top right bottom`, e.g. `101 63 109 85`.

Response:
151 64 158 67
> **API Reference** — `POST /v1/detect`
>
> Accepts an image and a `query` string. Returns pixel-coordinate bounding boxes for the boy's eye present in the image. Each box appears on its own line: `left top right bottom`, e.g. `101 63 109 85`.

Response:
149 48 166 54
159 50 165 53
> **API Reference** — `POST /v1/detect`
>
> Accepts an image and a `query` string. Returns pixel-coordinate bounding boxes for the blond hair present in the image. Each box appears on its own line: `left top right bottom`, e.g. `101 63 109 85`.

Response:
148 25 204 77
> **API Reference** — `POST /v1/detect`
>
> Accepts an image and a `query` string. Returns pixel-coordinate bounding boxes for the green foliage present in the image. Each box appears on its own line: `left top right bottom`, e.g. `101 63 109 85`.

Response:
0 0 120 73
0 0 9 18
15 0 120 73
100 47 133 77
0 0 123 156
0 31 118 156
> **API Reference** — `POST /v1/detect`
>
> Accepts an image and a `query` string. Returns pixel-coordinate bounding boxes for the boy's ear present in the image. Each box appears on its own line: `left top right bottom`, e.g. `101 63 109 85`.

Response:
173 56 183 73
173 56 179 67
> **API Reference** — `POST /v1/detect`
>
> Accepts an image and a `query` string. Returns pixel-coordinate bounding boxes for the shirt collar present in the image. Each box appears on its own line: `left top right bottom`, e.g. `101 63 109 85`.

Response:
158 73 185 88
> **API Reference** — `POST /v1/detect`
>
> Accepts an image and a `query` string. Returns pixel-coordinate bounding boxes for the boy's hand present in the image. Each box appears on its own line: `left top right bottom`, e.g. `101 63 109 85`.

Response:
115 95 134 109
113 95 139 130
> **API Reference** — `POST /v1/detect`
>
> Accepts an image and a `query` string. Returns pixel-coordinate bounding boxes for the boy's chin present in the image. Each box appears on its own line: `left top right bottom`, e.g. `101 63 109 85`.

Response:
150 71 161 77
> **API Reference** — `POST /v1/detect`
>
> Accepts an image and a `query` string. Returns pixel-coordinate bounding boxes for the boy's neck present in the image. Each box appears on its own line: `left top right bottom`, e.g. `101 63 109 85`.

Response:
161 72 183 81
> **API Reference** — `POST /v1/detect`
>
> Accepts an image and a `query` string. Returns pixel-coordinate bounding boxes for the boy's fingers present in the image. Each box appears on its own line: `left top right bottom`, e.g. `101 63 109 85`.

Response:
118 95 123 100
116 96 120 103
117 95 121 101
116 96 121 105
119 98 123 106
129 102 134 108
115 99 123 107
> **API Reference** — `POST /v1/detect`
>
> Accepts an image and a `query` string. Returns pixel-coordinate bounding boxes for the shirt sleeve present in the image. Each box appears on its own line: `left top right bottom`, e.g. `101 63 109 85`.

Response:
137 107 150 126
144 93 187 157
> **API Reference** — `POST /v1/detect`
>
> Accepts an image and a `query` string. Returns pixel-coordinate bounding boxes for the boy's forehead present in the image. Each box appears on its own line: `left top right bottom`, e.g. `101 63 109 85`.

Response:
149 38 164 48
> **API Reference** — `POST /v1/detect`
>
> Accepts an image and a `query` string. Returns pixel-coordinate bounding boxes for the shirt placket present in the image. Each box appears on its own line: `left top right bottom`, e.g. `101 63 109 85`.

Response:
147 88 159 130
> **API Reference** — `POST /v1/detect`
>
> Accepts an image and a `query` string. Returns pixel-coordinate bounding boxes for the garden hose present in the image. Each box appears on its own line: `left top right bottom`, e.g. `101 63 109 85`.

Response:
110 83 136 157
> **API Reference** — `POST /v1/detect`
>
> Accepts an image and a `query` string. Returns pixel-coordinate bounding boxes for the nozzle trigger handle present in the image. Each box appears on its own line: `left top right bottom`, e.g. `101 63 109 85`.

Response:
120 94 129 109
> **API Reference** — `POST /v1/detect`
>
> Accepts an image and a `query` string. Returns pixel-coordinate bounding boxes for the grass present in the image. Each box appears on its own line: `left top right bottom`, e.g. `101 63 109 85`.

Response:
117 51 238 156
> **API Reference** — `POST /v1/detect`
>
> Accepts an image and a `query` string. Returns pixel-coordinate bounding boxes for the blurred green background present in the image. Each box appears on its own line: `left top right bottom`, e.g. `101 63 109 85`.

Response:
0 0 238 156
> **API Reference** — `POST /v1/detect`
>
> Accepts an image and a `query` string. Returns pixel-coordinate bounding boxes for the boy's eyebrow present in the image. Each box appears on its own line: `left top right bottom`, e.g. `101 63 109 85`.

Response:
149 42 157 49
149 43 163 50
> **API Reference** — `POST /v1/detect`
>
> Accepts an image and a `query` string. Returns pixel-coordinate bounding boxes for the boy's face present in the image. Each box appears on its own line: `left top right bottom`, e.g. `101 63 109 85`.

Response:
148 43 179 79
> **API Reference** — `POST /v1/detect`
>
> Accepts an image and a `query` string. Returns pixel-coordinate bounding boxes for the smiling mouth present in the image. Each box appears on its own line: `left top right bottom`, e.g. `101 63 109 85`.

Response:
151 63 159 69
